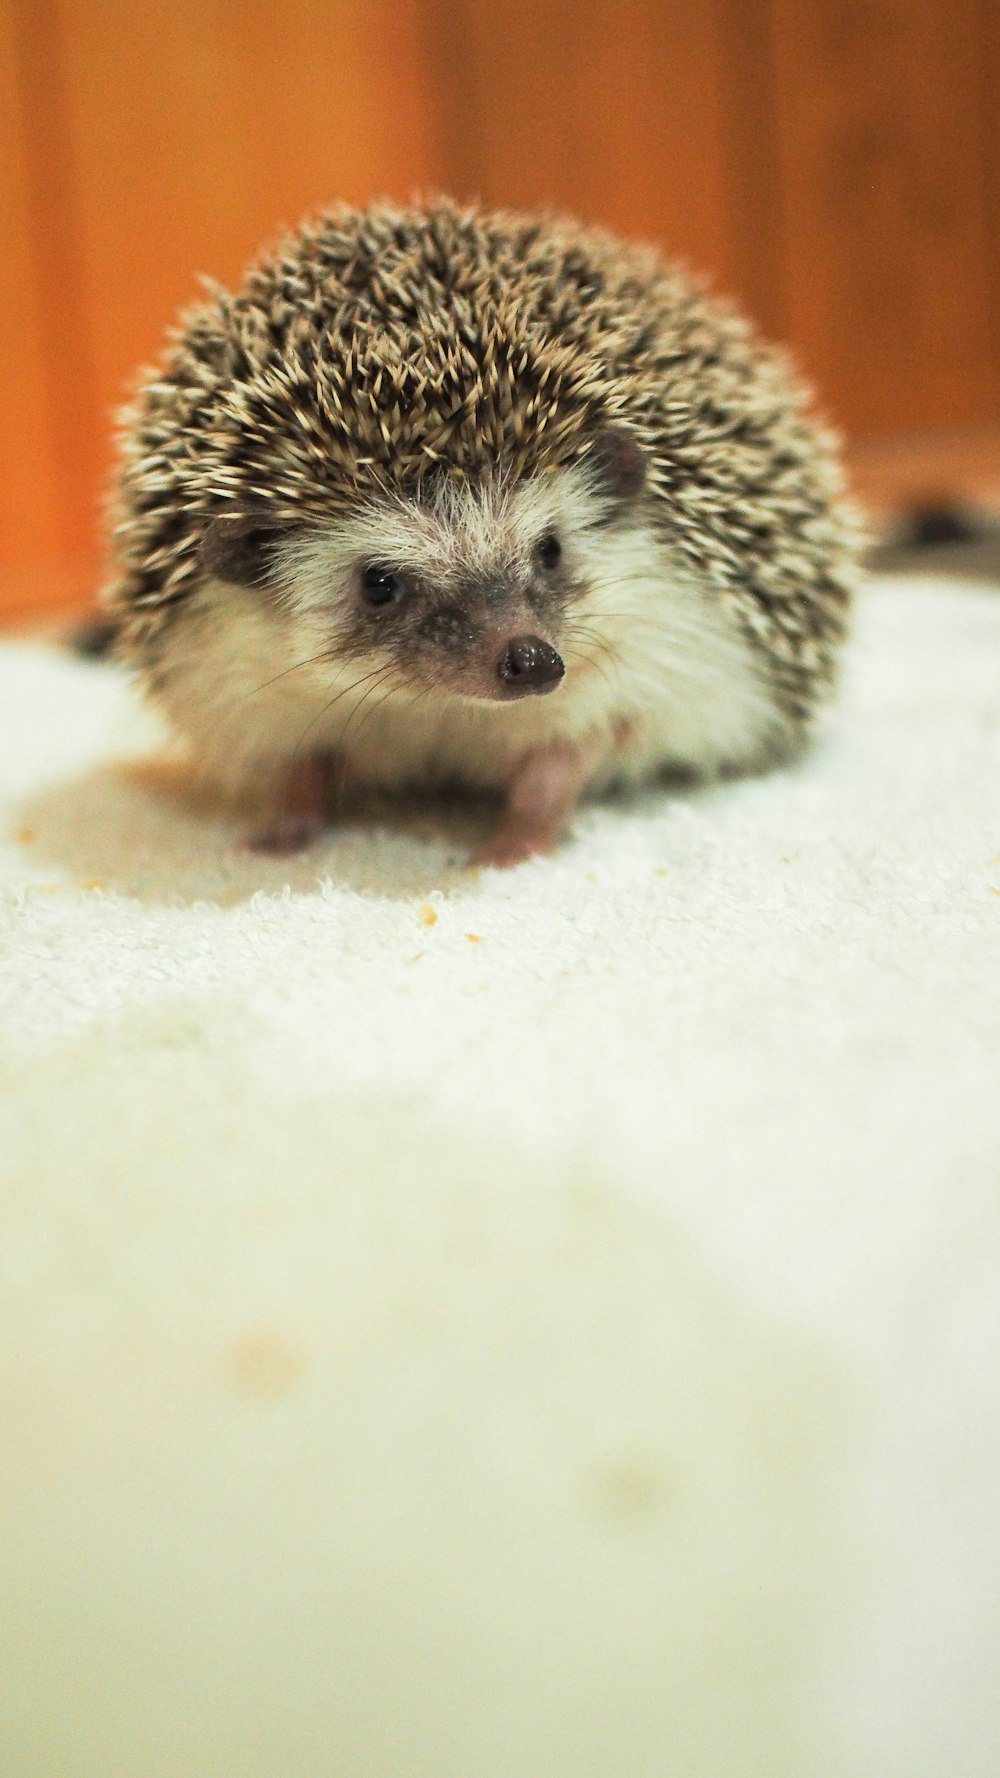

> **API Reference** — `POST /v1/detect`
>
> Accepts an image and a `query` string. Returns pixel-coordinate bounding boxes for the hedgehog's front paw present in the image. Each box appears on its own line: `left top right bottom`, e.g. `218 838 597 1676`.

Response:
469 823 558 870
241 751 339 856
469 740 588 868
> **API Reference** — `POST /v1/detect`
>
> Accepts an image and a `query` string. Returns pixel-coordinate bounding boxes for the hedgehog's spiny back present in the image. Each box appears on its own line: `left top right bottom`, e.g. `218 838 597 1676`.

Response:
106 198 858 721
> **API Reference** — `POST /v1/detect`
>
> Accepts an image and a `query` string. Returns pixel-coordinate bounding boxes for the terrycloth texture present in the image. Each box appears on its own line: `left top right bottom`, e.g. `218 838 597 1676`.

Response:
1 577 999 1778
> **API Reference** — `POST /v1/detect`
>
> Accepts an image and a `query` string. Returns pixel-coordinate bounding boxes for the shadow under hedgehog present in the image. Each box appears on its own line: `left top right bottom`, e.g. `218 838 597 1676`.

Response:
103 199 860 866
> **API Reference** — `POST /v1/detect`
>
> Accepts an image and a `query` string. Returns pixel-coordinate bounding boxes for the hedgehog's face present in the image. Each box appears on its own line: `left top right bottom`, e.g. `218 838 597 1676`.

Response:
277 491 576 705
199 429 646 706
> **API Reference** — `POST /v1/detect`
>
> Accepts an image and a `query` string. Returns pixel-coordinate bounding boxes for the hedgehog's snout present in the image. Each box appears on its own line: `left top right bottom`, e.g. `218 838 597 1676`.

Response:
497 636 565 696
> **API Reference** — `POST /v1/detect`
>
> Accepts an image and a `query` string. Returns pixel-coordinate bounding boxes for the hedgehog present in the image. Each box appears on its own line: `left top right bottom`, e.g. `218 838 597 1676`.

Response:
103 198 860 865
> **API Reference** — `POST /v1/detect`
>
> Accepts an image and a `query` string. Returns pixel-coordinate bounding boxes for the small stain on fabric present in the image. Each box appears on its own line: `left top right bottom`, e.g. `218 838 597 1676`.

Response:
593 1454 670 1519
222 1328 305 1400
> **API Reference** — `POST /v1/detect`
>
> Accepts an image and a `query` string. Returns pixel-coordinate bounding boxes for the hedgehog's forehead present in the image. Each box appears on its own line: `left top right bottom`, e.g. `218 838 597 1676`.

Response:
317 462 597 579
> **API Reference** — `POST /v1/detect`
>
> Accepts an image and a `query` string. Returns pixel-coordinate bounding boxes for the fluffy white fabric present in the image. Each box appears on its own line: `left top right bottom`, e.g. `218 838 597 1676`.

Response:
2 576 998 1778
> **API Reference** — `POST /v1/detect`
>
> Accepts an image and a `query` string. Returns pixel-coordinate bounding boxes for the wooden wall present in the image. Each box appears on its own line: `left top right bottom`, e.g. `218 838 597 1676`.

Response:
3 0 999 617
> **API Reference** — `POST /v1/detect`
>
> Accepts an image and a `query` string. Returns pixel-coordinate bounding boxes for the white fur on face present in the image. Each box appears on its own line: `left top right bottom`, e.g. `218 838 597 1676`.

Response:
151 463 794 800
267 463 610 629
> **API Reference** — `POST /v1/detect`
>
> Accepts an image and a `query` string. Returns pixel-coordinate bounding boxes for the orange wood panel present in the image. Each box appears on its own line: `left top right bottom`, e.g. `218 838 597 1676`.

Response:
714 0 788 341
50 0 443 580
423 0 741 292
7 0 1000 626
767 0 1000 434
0 0 74 613
8 0 103 601
980 0 1000 371
847 425 1000 517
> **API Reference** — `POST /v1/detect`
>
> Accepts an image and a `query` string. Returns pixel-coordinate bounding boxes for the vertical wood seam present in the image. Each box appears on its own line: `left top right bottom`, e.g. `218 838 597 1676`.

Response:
9 0 102 570
976 0 1000 407
714 0 789 343
414 0 485 203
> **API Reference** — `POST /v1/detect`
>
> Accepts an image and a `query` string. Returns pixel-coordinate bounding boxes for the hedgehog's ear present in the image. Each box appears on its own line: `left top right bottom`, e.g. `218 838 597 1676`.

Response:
588 425 648 508
199 515 287 586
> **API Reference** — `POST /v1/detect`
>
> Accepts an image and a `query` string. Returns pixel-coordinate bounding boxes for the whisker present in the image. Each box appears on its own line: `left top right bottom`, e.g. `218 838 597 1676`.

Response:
183 642 351 778
564 621 624 662
332 663 399 760
568 603 751 666
330 667 404 801
341 676 405 768
287 662 391 761
564 643 618 695
565 622 624 656
566 602 756 701
274 661 395 830
245 648 337 699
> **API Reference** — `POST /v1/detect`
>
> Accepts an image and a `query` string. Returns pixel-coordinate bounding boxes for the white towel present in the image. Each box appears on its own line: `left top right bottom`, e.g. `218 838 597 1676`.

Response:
2 576 999 1777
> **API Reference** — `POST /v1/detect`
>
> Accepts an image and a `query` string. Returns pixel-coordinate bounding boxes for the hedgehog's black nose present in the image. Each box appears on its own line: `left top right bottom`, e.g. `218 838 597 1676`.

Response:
497 636 565 694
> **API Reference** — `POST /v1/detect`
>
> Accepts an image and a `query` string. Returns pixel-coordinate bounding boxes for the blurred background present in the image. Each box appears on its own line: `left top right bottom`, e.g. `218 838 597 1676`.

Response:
2 0 999 622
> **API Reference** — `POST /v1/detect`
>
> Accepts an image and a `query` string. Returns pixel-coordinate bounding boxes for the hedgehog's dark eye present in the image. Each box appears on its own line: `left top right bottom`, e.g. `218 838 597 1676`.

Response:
535 533 561 571
361 565 406 607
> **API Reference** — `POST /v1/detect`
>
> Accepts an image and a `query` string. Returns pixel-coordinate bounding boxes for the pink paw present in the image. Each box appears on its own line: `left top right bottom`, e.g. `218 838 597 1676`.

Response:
469 825 556 869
